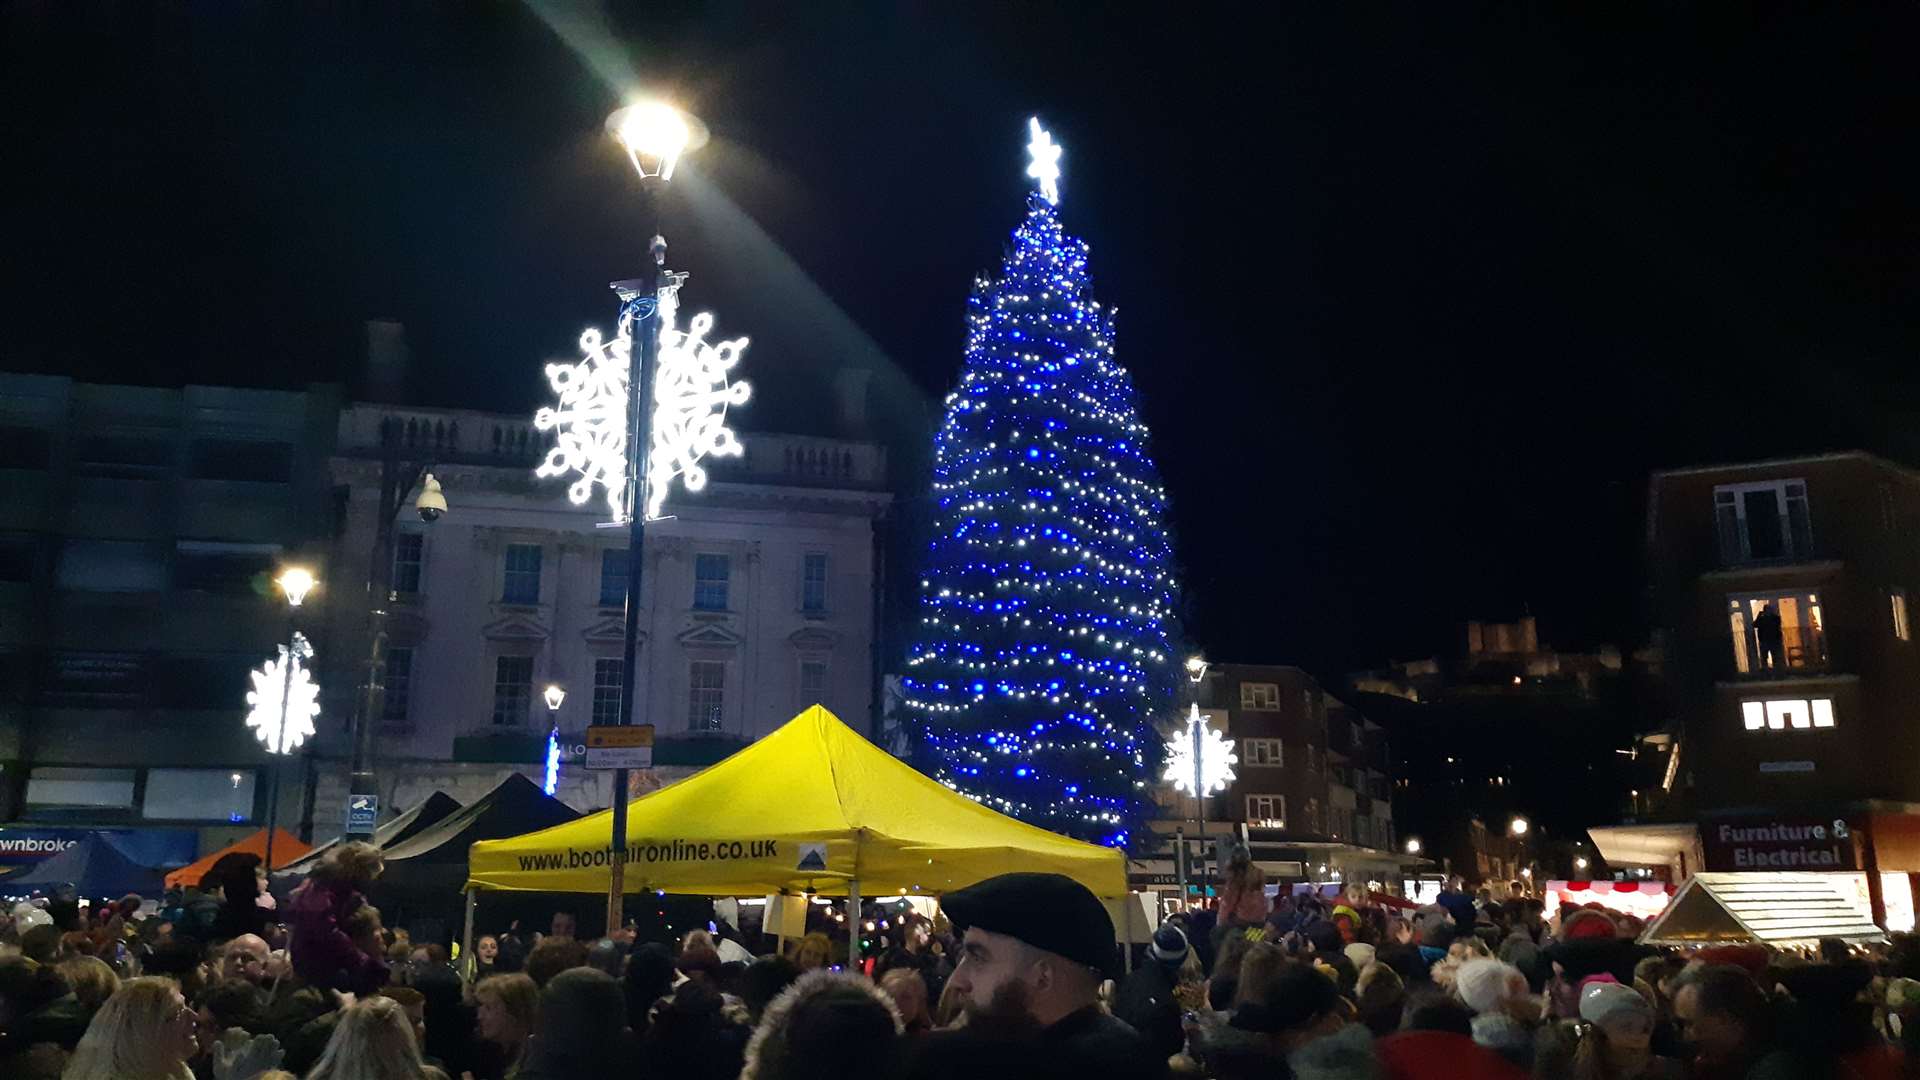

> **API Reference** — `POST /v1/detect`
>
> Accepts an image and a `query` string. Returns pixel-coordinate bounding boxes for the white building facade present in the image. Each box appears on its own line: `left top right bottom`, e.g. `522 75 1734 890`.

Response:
313 404 889 815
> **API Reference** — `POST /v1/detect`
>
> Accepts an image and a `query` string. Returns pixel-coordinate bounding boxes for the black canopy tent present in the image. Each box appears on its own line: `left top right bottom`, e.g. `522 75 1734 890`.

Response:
367 775 579 944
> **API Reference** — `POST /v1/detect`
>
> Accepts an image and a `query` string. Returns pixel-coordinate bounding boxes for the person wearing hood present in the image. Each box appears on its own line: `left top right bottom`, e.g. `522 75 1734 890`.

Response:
200 852 270 944
741 969 903 1080
1113 924 1192 1062
938 872 1162 1080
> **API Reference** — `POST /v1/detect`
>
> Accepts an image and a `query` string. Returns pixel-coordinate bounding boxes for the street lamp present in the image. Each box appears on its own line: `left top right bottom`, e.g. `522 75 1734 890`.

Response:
1405 837 1422 856
246 568 321 872
543 685 566 796
1509 816 1530 837
1165 702 1236 906
535 97 751 936
344 448 449 840
1574 856 1590 872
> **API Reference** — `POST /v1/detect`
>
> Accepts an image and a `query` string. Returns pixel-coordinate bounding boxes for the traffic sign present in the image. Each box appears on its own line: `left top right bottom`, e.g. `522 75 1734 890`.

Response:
585 724 654 769
346 794 378 833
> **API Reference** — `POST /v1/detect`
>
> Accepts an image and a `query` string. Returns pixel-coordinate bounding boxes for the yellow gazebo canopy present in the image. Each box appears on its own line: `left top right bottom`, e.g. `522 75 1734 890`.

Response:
466 706 1128 898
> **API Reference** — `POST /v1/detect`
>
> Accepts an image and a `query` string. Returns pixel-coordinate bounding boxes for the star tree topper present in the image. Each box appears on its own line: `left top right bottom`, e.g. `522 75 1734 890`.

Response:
1165 704 1237 796
533 284 751 523
1026 116 1062 204
244 633 320 755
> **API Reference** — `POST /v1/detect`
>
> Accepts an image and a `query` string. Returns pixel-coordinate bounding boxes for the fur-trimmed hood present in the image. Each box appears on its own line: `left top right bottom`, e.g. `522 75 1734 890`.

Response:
740 969 905 1080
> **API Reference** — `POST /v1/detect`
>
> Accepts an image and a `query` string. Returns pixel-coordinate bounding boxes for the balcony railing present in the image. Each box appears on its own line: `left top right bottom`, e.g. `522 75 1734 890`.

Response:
1732 625 1827 676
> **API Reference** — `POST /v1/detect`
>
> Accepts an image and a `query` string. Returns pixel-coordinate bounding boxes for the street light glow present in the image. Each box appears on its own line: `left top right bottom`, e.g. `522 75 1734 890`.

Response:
1509 816 1530 837
277 567 316 607
1575 856 1590 871
543 684 567 712
1405 837 1422 855
609 100 693 181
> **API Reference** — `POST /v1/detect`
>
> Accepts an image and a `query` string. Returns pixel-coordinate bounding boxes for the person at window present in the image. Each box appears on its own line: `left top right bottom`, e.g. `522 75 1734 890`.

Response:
1754 602 1784 670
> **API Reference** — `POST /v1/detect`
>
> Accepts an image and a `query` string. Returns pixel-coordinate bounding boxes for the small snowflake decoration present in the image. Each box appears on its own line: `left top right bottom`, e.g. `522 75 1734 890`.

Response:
533 286 750 523
535 325 635 521
245 633 320 755
646 288 751 521
1165 703 1237 795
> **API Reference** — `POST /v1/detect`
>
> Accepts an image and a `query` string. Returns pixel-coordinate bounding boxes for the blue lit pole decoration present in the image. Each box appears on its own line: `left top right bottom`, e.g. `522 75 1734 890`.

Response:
903 118 1183 849
542 684 566 796
246 568 319 873
532 101 748 932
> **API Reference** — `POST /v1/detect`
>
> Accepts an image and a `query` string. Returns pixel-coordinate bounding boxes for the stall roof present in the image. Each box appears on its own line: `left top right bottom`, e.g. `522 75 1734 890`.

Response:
2 832 164 898
1638 872 1885 947
468 706 1129 898
1588 822 1700 868
377 774 578 896
274 791 462 879
165 828 311 889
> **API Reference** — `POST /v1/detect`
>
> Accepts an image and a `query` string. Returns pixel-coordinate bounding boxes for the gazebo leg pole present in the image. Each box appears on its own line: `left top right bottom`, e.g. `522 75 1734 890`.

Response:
847 878 861 972
460 888 476 985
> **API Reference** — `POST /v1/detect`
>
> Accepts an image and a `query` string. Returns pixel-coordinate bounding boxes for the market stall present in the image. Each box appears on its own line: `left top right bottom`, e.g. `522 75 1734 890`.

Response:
165 828 311 889
467 706 1126 900
1543 880 1675 922
0 831 165 899
1638 871 1885 947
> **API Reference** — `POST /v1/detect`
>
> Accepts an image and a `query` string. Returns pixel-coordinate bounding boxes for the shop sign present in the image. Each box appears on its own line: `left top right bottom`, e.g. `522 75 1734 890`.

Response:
0 827 196 869
1702 816 1858 871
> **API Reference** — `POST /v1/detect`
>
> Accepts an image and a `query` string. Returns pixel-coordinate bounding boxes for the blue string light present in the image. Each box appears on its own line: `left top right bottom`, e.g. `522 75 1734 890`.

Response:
904 190 1181 849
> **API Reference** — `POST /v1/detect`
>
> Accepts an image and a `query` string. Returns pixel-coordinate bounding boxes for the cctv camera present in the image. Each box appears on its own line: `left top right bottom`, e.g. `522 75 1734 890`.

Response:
415 473 447 523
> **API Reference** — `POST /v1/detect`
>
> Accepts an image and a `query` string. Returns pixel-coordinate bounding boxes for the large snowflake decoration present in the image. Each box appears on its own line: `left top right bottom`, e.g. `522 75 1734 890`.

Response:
245 633 320 755
1164 704 1237 796
533 285 751 523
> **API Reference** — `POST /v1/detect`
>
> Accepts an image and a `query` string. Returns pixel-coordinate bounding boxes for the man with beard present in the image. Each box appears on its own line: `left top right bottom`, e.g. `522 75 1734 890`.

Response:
927 872 1164 1080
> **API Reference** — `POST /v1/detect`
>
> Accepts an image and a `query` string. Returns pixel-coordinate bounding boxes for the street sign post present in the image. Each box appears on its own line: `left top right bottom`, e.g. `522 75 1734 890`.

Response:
585 724 654 770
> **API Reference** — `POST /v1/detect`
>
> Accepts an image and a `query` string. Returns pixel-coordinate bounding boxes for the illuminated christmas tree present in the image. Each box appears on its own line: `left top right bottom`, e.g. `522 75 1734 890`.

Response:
904 119 1181 848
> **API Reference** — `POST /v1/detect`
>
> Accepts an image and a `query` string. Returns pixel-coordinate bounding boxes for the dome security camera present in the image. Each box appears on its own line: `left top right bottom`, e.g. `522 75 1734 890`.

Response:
415 473 447 523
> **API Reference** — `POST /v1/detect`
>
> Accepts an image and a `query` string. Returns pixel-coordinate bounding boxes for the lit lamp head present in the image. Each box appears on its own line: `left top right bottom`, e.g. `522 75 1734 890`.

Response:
1574 856 1590 871
1404 837 1422 856
543 684 567 712
607 100 701 182
1509 816 1530 837
1184 655 1209 683
277 567 316 608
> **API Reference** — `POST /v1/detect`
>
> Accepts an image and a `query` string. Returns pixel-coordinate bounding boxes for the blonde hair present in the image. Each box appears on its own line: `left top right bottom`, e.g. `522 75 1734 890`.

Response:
792 932 833 969
313 840 385 887
58 955 121 1011
305 996 436 1080
1233 942 1289 1008
62 976 193 1080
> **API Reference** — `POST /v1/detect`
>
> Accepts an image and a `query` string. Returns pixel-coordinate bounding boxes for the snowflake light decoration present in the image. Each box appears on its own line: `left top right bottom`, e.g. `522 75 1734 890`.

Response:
533 284 751 523
244 633 320 756
1164 704 1237 796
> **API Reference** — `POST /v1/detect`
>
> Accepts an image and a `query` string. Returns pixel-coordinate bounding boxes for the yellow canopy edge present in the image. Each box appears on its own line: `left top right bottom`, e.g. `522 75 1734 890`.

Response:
466 706 1128 898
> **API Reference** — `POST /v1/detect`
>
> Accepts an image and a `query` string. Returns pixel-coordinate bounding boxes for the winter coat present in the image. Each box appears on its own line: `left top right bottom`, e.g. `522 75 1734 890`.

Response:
284 878 387 995
1219 868 1269 927
1112 961 1186 1063
1045 1005 1167 1080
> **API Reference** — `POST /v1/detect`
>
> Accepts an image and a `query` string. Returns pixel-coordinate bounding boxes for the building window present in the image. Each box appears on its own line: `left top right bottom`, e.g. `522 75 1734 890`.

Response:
392 533 424 595
174 541 278 596
492 656 534 726
25 767 136 811
1306 745 1322 773
592 658 624 725
0 532 38 583
382 647 413 727
802 553 829 613
1894 589 1911 642
693 554 730 611
1247 794 1285 827
689 661 726 731
189 438 293 483
56 540 166 593
1306 797 1321 833
1714 479 1813 563
1242 738 1283 766
1239 682 1281 710
502 544 542 604
1726 592 1826 674
1740 696 1836 731
800 660 828 706
0 425 53 470
143 769 256 823
599 549 630 608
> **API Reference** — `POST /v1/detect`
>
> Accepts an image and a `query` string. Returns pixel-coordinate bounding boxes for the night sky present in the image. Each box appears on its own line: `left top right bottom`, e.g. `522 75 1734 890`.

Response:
6 5 1919 682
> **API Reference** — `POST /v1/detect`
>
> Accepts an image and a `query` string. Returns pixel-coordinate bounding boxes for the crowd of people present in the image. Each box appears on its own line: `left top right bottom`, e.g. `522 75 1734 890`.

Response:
4 840 1920 1079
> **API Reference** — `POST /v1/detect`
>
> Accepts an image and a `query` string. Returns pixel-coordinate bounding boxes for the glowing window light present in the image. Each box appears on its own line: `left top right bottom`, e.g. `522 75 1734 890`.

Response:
244 633 320 755
534 284 751 522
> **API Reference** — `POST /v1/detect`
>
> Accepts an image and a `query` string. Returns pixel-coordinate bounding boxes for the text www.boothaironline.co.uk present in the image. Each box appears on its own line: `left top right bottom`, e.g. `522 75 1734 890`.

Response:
516 838 779 872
